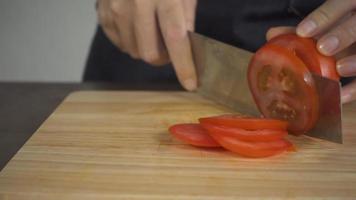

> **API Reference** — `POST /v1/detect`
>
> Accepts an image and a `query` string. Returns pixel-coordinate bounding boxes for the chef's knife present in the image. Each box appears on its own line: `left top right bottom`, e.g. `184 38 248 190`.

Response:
189 32 343 143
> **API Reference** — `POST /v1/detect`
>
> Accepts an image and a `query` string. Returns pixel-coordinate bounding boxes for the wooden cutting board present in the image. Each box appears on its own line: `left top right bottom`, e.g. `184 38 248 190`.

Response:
1 91 356 199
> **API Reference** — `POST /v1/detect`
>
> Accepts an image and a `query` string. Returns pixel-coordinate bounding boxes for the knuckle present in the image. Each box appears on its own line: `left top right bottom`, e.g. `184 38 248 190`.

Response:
126 45 140 59
185 18 195 30
98 15 111 29
346 25 356 39
160 0 180 14
142 51 161 64
348 16 356 37
313 7 332 25
110 1 122 15
130 51 140 59
165 26 185 43
338 16 356 42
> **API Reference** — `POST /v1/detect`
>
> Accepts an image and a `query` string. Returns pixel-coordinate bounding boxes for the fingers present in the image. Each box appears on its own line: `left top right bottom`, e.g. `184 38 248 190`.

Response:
266 26 296 41
182 0 198 31
133 0 169 66
97 0 121 47
342 80 356 104
111 0 139 58
296 0 353 37
337 54 356 77
97 0 198 89
316 14 356 56
157 0 197 91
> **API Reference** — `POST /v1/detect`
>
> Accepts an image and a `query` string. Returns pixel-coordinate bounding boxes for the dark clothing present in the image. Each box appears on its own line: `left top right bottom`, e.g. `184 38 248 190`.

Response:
85 0 350 86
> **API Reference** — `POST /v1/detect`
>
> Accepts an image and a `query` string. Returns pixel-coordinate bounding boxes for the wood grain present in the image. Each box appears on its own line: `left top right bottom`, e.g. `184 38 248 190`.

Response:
1 91 356 199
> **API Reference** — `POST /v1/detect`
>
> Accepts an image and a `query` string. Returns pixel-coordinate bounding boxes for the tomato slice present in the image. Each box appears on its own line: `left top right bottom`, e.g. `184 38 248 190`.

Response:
201 123 287 142
199 114 288 130
209 132 293 158
268 34 340 81
317 54 339 81
248 44 319 134
169 123 220 147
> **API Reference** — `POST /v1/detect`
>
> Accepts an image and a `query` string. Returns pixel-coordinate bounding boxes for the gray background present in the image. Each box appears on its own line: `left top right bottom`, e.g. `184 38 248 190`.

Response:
0 0 97 82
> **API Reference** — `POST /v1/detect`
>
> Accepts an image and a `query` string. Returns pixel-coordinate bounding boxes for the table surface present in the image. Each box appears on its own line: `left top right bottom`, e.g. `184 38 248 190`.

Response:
0 82 181 170
1 91 356 199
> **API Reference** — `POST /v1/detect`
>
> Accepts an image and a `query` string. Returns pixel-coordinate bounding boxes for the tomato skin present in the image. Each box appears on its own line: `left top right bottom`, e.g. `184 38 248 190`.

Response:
209 132 293 158
169 123 220 147
199 114 288 131
201 123 287 142
317 54 340 81
248 44 319 134
268 34 340 81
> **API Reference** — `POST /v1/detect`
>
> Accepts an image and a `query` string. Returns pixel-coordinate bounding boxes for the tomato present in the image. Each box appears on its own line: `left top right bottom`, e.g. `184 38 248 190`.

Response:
317 54 339 81
199 114 288 130
169 123 220 147
209 132 293 158
201 123 287 142
248 44 319 134
268 34 340 81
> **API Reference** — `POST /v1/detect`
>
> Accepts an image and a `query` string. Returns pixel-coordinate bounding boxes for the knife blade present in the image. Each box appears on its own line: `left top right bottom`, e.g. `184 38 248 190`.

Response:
189 31 343 143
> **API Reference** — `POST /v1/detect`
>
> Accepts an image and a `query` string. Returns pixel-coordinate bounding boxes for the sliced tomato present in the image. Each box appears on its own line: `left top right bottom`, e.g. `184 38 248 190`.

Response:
201 123 287 142
268 34 340 81
248 44 319 134
209 132 293 158
199 114 288 131
169 123 220 147
317 54 339 81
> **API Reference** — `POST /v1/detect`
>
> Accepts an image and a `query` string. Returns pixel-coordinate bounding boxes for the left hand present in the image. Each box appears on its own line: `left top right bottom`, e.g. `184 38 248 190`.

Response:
266 0 356 104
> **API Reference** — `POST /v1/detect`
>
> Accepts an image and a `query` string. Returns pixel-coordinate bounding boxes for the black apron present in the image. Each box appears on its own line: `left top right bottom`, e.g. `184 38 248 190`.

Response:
84 0 352 86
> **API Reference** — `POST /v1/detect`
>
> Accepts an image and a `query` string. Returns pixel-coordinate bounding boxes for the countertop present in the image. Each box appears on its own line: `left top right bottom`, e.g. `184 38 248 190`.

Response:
1 91 356 199
0 82 181 170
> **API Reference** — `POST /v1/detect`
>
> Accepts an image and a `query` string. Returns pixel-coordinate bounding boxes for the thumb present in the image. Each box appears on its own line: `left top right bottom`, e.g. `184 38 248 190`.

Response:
266 26 296 41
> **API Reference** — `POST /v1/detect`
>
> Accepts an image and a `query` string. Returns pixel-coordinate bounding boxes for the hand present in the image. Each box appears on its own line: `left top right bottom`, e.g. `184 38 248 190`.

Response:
266 0 356 104
96 0 198 91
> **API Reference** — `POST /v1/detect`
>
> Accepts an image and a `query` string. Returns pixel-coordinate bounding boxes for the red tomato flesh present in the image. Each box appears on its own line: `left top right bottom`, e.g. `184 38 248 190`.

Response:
268 34 339 81
201 123 287 142
209 132 294 158
169 123 220 147
199 114 288 131
248 44 319 134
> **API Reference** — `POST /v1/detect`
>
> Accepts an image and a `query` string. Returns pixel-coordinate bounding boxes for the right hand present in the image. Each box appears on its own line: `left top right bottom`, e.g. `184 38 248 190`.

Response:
97 0 198 91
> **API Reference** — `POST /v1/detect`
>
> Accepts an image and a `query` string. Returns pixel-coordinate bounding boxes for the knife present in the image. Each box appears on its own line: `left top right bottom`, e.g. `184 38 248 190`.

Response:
189 32 343 143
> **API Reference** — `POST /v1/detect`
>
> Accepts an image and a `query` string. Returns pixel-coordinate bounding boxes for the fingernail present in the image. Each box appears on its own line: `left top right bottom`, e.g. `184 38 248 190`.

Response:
183 78 197 91
318 36 339 55
297 20 317 37
337 58 356 77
